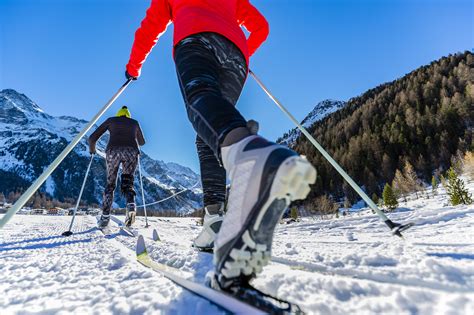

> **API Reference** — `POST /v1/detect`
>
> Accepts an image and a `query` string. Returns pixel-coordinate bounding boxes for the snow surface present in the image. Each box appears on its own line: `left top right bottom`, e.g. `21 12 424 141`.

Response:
1 182 473 314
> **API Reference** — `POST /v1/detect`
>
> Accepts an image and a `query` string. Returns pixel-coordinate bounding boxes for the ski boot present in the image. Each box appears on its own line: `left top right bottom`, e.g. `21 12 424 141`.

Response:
213 135 316 289
97 213 110 228
206 270 303 314
193 203 224 252
124 203 136 227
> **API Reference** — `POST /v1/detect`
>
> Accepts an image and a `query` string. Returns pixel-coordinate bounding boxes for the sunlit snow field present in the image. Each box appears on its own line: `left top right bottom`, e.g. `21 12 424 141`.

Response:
1 181 473 314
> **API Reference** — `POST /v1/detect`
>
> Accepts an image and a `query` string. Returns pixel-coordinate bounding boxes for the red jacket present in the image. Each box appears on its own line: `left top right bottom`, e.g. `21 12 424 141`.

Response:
126 0 269 77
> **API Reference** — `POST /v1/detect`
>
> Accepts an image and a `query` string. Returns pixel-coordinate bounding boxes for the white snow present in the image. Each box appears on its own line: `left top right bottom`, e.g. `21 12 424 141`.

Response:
0 181 473 314
300 100 346 129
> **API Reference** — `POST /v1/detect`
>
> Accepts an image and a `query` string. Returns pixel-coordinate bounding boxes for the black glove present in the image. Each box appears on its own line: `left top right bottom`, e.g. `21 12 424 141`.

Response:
247 119 259 135
125 71 138 81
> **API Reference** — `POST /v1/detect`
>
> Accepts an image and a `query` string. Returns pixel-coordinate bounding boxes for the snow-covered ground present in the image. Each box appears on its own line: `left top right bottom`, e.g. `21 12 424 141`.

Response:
1 182 473 314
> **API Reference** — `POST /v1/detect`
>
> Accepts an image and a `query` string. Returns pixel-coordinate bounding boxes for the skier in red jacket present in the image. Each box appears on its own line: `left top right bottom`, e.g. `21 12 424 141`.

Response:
126 0 316 292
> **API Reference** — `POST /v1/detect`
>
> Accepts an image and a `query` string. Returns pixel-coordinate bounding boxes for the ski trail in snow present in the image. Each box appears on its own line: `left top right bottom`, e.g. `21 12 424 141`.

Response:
130 190 474 314
135 225 471 294
0 215 224 314
271 256 472 293
102 216 214 282
1 181 473 314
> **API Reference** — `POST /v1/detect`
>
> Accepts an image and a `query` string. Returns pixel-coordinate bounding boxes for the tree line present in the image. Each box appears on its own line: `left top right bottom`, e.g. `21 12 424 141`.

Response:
383 151 473 210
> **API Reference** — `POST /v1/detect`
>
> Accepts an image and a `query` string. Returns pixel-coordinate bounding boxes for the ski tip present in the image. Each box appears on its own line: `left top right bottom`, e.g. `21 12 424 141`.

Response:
152 229 160 242
121 226 135 237
136 235 147 256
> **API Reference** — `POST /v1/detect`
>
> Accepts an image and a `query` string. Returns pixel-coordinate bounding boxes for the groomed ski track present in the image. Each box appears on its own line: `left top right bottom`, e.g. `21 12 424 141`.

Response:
1 183 473 314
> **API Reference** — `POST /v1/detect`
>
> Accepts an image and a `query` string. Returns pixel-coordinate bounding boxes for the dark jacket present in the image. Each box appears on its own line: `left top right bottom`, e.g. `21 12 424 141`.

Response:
88 116 145 153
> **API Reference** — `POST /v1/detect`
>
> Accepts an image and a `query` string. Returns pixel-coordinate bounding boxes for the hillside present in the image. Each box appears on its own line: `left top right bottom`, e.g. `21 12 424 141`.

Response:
289 51 473 205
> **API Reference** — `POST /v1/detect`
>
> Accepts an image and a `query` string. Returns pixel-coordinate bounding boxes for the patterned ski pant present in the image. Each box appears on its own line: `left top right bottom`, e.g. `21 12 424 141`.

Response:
103 147 139 214
175 32 247 208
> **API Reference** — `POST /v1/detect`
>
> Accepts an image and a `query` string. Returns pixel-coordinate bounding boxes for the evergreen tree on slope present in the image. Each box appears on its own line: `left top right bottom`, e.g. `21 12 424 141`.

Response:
383 183 398 211
445 167 473 205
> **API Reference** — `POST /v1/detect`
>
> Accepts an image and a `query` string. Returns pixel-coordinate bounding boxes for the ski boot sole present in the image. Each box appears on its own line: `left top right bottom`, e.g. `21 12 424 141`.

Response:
217 155 316 286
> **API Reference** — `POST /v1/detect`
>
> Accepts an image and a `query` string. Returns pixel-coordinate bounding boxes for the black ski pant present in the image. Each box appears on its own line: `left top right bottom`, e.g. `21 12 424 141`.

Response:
103 147 139 214
174 32 248 208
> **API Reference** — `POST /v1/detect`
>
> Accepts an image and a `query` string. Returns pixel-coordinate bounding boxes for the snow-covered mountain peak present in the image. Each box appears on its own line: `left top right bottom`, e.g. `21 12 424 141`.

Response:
0 89 45 115
278 99 346 146
300 99 346 128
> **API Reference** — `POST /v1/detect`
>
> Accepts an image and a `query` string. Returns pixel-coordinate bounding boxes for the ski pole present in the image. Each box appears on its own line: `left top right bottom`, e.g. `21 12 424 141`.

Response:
0 79 133 229
138 154 149 228
249 70 413 237
62 154 94 236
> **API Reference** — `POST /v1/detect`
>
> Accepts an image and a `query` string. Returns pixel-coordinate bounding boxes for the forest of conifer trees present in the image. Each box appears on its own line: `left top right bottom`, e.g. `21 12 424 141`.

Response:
290 51 473 209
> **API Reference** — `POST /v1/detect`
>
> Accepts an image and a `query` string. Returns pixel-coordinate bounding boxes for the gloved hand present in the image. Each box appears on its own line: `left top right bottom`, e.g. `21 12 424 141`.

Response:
247 119 259 135
89 146 96 155
125 71 138 81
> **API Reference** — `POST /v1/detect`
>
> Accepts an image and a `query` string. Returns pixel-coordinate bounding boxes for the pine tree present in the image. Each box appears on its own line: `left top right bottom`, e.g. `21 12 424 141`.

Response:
371 193 379 205
450 151 464 175
383 183 398 211
431 175 439 196
445 167 473 206
403 161 422 199
290 206 299 221
462 151 474 181
7 191 15 203
392 169 408 202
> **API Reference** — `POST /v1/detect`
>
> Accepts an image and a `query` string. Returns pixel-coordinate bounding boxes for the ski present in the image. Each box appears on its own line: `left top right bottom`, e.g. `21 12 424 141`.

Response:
136 235 265 314
110 215 135 237
152 229 161 242
95 215 118 236
210 279 304 315
121 225 135 237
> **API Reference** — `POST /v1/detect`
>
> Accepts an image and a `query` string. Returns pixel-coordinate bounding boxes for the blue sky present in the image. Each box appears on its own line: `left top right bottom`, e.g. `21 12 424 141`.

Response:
1 0 472 172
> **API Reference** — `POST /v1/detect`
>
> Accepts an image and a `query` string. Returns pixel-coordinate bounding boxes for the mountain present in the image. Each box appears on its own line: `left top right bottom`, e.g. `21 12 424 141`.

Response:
0 89 202 214
277 99 346 146
286 51 473 206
